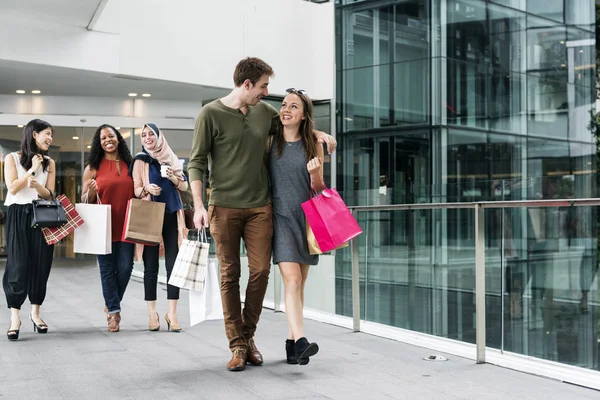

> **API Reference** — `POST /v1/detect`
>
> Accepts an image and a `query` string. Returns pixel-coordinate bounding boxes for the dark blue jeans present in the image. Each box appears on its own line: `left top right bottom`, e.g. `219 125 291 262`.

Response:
97 241 134 314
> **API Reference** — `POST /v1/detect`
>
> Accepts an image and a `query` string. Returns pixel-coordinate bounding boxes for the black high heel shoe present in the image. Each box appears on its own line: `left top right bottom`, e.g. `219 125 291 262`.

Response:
30 315 48 334
7 322 21 341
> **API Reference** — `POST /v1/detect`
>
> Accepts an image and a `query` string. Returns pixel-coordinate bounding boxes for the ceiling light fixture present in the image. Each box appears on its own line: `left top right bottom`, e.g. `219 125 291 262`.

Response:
87 145 91 149
16 90 25 94
17 125 23 128
72 136 80 140
115 127 121 130
128 93 138 97
31 90 41 94
142 93 151 97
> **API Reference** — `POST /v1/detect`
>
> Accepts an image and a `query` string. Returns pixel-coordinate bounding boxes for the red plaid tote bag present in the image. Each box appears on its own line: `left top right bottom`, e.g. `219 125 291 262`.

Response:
41 195 84 245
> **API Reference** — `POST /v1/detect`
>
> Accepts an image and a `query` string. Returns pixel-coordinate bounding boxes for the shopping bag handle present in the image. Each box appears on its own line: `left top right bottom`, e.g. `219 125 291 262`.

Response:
197 227 208 244
83 190 103 205
311 183 332 198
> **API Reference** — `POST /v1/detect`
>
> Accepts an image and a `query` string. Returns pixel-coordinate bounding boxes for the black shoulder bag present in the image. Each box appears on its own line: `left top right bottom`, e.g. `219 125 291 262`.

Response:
31 191 67 228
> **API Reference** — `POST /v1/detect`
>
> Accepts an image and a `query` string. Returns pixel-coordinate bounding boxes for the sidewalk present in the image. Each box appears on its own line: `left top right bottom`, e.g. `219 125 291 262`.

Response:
0 258 598 400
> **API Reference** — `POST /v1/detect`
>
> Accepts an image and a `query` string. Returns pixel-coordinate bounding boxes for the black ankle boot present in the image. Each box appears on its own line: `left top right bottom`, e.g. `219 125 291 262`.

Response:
295 337 319 366
286 339 298 364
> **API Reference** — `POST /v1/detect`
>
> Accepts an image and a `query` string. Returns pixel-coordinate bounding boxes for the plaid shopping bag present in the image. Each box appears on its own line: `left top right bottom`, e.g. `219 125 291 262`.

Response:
168 228 210 291
41 195 84 245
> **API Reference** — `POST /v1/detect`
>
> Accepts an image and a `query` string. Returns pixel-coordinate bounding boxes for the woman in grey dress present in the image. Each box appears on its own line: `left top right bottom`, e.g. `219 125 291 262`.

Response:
269 88 325 365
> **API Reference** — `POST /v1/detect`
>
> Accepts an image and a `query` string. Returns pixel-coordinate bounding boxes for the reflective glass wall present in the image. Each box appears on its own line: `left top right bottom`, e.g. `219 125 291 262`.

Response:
335 0 598 371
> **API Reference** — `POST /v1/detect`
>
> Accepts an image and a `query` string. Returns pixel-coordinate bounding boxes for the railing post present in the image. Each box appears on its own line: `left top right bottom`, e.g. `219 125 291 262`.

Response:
351 211 361 332
475 204 486 364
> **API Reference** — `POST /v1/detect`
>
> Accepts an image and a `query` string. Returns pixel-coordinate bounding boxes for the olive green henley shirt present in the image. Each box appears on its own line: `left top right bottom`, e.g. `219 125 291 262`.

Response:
188 99 278 208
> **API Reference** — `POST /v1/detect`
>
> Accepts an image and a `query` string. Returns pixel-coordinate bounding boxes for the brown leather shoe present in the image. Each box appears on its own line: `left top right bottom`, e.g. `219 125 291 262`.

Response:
246 339 263 366
227 348 247 371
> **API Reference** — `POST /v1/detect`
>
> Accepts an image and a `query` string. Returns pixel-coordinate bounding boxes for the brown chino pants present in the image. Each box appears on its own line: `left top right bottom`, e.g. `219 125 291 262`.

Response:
208 203 273 350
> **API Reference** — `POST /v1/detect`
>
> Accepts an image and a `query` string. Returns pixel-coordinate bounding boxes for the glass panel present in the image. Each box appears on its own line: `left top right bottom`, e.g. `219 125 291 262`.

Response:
500 205 599 370
340 132 430 207
0 125 86 259
446 1 526 132
340 0 430 131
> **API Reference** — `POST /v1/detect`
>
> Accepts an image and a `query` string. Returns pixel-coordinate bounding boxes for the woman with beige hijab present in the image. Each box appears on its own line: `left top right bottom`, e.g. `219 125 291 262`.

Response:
130 123 188 332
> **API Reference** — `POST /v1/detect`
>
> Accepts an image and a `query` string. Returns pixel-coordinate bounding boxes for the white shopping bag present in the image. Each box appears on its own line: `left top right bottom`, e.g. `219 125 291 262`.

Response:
74 203 112 255
169 228 209 291
189 259 223 326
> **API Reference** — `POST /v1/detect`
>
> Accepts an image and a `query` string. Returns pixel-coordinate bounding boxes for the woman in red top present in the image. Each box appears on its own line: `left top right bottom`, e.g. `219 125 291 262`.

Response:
81 124 134 333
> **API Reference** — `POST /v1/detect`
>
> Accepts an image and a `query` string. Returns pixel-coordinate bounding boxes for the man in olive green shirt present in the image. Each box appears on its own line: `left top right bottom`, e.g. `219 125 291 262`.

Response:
188 57 335 372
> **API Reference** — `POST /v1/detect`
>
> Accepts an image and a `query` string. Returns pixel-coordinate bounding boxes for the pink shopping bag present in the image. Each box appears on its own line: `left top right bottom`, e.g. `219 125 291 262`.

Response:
301 188 362 253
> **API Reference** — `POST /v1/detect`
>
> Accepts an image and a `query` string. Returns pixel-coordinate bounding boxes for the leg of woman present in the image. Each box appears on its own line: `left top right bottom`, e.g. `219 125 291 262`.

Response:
3 205 32 336
28 223 55 330
286 265 310 340
115 241 134 303
279 262 305 340
299 264 310 309
162 212 181 328
97 242 122 332
143 242 160 328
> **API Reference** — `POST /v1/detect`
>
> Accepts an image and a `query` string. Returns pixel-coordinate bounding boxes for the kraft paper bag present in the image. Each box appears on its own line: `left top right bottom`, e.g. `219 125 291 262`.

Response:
121 198 165 245
74 203 111 255
305 219 348 255
189 259 223 326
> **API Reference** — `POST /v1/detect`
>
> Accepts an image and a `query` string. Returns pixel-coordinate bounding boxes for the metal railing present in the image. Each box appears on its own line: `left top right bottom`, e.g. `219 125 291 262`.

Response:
348 198 600 364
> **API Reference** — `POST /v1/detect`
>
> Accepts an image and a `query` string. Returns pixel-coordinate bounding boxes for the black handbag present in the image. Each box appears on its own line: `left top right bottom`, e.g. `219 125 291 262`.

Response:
31 191 67 228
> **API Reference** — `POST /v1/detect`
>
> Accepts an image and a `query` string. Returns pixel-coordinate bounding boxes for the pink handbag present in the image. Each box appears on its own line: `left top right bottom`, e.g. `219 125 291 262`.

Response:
301 187 362 253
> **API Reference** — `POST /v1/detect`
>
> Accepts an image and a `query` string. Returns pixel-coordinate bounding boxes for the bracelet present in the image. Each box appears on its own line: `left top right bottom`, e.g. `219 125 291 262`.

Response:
140 186 147 198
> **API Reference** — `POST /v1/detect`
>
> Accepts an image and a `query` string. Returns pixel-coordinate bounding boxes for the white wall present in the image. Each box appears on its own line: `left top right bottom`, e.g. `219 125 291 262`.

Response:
118 0 334 99
0 94 200 130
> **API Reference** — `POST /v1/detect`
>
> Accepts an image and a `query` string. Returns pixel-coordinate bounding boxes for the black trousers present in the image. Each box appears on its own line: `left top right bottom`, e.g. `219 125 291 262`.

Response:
142 211 180 301
2 204 54 309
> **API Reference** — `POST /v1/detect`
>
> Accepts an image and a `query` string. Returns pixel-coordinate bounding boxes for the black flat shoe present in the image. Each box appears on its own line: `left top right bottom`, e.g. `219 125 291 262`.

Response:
30 316 48 334
295 337 319 366
7 322 21 341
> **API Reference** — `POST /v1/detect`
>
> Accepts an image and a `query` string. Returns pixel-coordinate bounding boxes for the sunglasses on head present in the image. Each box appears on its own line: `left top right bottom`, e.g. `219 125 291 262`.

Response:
286 88 307 95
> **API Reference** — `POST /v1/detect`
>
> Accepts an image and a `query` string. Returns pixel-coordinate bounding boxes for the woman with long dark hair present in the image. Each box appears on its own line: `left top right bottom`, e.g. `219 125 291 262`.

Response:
269 89 324 364
81 124 134 332
3 119 56 341
130 123 188 332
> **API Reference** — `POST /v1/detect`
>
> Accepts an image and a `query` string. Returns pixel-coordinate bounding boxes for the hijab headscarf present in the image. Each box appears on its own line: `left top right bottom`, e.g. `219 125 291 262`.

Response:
130 123 184 180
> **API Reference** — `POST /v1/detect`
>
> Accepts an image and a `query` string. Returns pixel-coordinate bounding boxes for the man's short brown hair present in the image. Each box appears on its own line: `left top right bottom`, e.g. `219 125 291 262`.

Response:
233 57 274 87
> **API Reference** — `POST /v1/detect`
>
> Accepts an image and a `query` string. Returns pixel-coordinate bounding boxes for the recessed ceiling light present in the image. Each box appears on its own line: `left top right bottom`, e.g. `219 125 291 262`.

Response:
115 127 121 130
31 90 41 94
72 136 80 140
16 90 25 94
560 41 565 44
17 125 23 128
87 145 91 149
128 93 137 97
142 93 151 97
579 50 584 53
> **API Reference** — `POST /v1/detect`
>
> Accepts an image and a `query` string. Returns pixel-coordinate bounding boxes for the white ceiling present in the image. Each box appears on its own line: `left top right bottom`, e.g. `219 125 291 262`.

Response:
0 0 229 102
0 0 101 28
0 59 229 102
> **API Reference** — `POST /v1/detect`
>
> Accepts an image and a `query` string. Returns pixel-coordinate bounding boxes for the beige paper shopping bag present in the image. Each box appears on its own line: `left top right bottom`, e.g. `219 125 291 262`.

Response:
121 198 165 245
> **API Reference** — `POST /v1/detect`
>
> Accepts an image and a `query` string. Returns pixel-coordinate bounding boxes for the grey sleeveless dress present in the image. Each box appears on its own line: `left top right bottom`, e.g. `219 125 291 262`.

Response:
269 138 319 265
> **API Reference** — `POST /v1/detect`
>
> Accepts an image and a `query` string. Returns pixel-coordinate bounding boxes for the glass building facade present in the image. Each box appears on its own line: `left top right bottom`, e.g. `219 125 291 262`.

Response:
335 0 598 371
